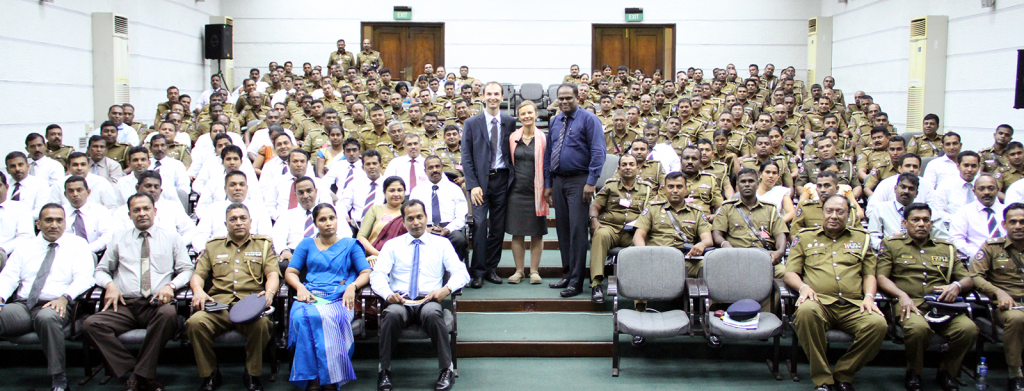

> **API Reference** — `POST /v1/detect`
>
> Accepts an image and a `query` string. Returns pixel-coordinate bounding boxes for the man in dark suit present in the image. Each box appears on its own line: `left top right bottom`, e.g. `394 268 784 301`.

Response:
461 81 516 288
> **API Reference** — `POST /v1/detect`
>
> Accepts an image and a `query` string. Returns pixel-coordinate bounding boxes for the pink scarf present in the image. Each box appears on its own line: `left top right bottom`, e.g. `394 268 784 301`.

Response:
509 127 549 217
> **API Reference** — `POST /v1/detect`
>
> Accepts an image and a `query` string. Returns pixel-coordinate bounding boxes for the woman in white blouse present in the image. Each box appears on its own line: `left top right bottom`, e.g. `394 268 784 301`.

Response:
755 160 796 224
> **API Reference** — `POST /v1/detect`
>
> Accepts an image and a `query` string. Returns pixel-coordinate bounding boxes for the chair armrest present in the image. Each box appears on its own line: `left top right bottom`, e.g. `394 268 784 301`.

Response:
969 291 991 303
607 276 618 297
874 292 890 302
451 288 462 297
358 286 374 298
774 279 793 299
686 278 705 299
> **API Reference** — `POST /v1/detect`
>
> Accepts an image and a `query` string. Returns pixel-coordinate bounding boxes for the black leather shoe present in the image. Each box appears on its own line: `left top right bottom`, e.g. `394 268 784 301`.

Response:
243 373 263 391
549 278 569 289
1008 377 1024 391
124 374 141 391
147 379 167 391
197 369 222 391
484 271 502 284
837 382 855 391
469 277 483 289
936 370 958 391
319 384 338 391
51 386 71 391
435 368 455 391
814 385 831 391
905 369 922 391
377 370 393 391
591 285 605 303
560 286 581 297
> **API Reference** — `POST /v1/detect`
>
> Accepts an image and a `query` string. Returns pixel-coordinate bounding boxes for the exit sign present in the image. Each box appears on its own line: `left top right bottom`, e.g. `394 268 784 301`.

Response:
625 13 643 22
394 11 411 20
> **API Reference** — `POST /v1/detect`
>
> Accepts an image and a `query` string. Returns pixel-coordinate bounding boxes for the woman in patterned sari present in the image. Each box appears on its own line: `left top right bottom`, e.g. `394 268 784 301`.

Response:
285 203 371 390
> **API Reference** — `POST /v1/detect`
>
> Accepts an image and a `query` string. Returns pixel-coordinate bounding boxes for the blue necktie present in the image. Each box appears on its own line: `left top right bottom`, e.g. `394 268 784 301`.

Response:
408 239 423 299
551 116 568 171
431 185 441 225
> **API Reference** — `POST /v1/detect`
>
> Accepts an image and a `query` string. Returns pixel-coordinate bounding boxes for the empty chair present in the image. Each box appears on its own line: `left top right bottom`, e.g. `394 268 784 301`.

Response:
595 154 619 192
519 83 549 126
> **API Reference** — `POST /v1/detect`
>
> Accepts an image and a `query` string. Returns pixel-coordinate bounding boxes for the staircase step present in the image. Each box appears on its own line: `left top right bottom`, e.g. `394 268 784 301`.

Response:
459 277 611 312
458 312 611 342
501 240 560 250
458 341 612 357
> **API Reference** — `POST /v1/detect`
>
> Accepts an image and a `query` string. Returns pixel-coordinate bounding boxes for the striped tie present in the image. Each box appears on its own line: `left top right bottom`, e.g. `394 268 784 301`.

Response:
153 160 162 172
343 165 355 190
362 181 377 217
985 207 1001 238
303 210 315 238
11 183 20 201
550 116 568 171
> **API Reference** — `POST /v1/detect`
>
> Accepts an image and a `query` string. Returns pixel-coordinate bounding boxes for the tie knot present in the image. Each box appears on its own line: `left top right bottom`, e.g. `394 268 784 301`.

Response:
491 118 498 125
432 185 439 191
48 242 57 249
984 207 995 214
306 209 312 216
412 238 423 245
139 231 149 239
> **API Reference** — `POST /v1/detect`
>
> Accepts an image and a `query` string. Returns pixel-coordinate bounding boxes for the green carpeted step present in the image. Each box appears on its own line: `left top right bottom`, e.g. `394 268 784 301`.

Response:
460 278 590 301
458 312 611 342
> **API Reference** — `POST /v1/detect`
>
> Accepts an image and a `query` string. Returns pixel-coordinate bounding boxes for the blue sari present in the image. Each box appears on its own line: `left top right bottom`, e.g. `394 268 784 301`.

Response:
287 237 370 389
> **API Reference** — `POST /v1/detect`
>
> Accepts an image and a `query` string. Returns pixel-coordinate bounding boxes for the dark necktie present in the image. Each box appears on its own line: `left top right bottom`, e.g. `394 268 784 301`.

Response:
27 243 58 308
431 184 442 225
153 160 162 172
363 181 377 217
409 158 418 190
281 165 288 175
288 178 298 209
985 207 1001 238
140 231 151 296
72 209 88 241
11 182 21 201
304 209 315 238
551 116 568 171
344 165 355 190
897 205 907 233
490 118 500 167
408 238 423 299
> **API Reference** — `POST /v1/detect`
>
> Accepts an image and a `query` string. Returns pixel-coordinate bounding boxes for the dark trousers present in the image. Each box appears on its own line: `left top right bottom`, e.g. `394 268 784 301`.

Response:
470 169 509 278
82 297 178 379
442 228 469 261
552 173 591 289
0 300 70 375
379 301 451 370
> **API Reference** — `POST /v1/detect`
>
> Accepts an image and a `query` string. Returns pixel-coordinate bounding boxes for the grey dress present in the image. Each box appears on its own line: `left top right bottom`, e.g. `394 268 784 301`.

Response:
505 137 548 236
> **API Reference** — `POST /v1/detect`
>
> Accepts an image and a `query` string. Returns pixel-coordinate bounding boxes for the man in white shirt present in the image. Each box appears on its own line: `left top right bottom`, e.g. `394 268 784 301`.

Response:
193 170 272 249
189 123 245 179
369 200 469 391
930 150 982 221
866 154 932 217
0 203 95 391
148 135 191 205
5 151 51 218
0 173 34 258
89 104 141 147
1005 178 1024 206
640 123 680 173
142 118 191 147
922 132 963 190
381 132 429 195
266 149 332 220
270 75 298 107
114 170 197 246
338 150 385 229
60 175 114 253
85 135 124 185
410 155 469 260
272 176 350 266
868 173 948 250
247 120 297 162
195 144 262 216
25 133 65 187
951 174 1006 258
115 146 181 207
321 138 365 193
258 132 301 196
196 74 227 111
49 152 119 210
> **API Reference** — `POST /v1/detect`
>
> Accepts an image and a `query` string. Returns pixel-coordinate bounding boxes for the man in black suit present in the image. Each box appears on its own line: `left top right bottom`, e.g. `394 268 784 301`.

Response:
461 81 516 288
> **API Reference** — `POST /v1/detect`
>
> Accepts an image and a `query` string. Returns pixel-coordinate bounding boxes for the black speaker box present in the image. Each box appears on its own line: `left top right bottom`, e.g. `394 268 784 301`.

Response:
205 24 233 60
1016 49 1024 109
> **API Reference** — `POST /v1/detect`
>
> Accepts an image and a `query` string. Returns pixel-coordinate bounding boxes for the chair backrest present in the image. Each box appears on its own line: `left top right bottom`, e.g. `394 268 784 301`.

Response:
501 83 515 100
616 247 686 300
547 84 561 99
920 156 937 176
596 154 619 192
900 131 922 141
703 248 773 303
520 83 544 101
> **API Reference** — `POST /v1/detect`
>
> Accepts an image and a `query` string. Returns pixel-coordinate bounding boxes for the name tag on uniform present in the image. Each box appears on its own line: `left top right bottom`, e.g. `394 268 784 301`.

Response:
619 198 632 208
245 252 263 257
698 184 711 189
455 165 463 170
844 242 862 250
217 254 228 258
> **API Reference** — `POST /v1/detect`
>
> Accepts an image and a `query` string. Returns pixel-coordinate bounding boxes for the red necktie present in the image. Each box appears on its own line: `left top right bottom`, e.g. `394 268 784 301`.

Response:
288 178 298 209
409 157 417 190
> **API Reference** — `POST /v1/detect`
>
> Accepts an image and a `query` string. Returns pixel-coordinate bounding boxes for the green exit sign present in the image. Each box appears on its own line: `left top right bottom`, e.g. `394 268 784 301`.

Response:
625 13 643 22
394 11 411 20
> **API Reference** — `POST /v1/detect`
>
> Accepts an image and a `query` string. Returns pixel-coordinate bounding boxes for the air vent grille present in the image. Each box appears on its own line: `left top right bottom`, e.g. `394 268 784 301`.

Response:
910 18 927 38
808 19 817 33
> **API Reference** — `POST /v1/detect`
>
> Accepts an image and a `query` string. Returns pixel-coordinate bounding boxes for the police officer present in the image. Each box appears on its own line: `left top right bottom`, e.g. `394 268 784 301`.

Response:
741 134 793 188
635 171 715 277
356 39 382 69
712 168 787 277
435 125 464 186
186 203 280 391
980 125 1015 173
797 137 861 195
327 39 355 72
863 136 907 197
907 114 944 158
876 203 977 391
101 121 132 169
44 125 75 170
970 203 1024 391
679 146 723 216
588 154 652 303
997 142 1024 201
604 109 636 156
625 139 664 195
793 170 861 234
785 195 888 391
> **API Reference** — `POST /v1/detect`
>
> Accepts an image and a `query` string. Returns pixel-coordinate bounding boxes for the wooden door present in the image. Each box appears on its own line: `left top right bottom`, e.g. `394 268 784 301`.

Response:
363 23 444 82
592 24 674 77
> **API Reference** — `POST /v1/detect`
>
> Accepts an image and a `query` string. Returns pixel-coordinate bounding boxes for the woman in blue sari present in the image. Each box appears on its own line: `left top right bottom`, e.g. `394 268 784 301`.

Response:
285 203 371 390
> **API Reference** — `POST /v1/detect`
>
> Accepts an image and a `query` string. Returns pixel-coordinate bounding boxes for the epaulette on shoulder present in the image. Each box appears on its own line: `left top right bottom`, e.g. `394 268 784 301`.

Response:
933 237 954 246
799 226 822 233
741 157 757 163
987 237 1007 244
208 236 226 243
603 177 621 185
849 226 869 233
711 161 727 167
650 199 667 205
636 179 654 187
722 198 740 205
884 232 908 241
252 235 273 242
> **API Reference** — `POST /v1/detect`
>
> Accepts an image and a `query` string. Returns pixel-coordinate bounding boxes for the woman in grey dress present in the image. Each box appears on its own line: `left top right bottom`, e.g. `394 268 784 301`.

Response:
506 101 549 284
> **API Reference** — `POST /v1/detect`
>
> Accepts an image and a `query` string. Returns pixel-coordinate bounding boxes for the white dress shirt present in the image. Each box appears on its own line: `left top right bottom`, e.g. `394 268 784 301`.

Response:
91 124 140 147
115 197 197 246
28 155 64 187
867 200 949 250
649 143 681 174
865 174 933 217
150 157 191 199
482 111 506 169
89 156 125 184
922 155 960 190
257 157 314 196
369 232 470 299
197 88 227 110
409 177 468 232
95 226 194 298
192 199 273 249
1004 180 1024 205
0 234 95 304
337 174 385 225
929 175 977 220
114 174 182 207
49 174 119 210
246 128 297 158
271 89 298 106
189 132 246 177
194 165 263 217
271 206 353 253
0 200 34 255
381 155 429 195
266 175 333 220
321 158 364 193
62 201 116 253
5 174 50 219
951 200 1006 258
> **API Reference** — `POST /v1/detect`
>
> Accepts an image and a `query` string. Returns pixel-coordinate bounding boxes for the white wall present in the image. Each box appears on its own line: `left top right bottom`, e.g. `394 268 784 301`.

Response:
0 0 221 160
820 0 1024 152
222 0 818 87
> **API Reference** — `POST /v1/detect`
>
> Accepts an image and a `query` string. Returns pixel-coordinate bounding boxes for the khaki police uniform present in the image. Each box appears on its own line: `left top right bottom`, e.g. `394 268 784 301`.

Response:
907 133 944 159
680 172 723 216
804 136 855 161
775 122 801 154
154 101 173 126
185 235 280 378
796 157 860 189
46 144 75 170
679 117 705 143
563 75 582 84
700 162 730 196
418 130 445 156
980 147 1010 173
792 198 857 235
635 201 711 277
712 199 786 277
327 50 356 72
863 161 898 192
856 150 889 173
107 142 132 169
302 130 331 154
636 160 665 195
590 178 653 286
376 143 404 169
358 128 389 153
605 130 637 156
436 145 464 182
166 142 192 168
877 233 977 376
357 50 382 68
663 133 691 159
997 165 1024 193
741 156 793 188
970 238 1024 368
774 150 801 179
787 226 888 386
